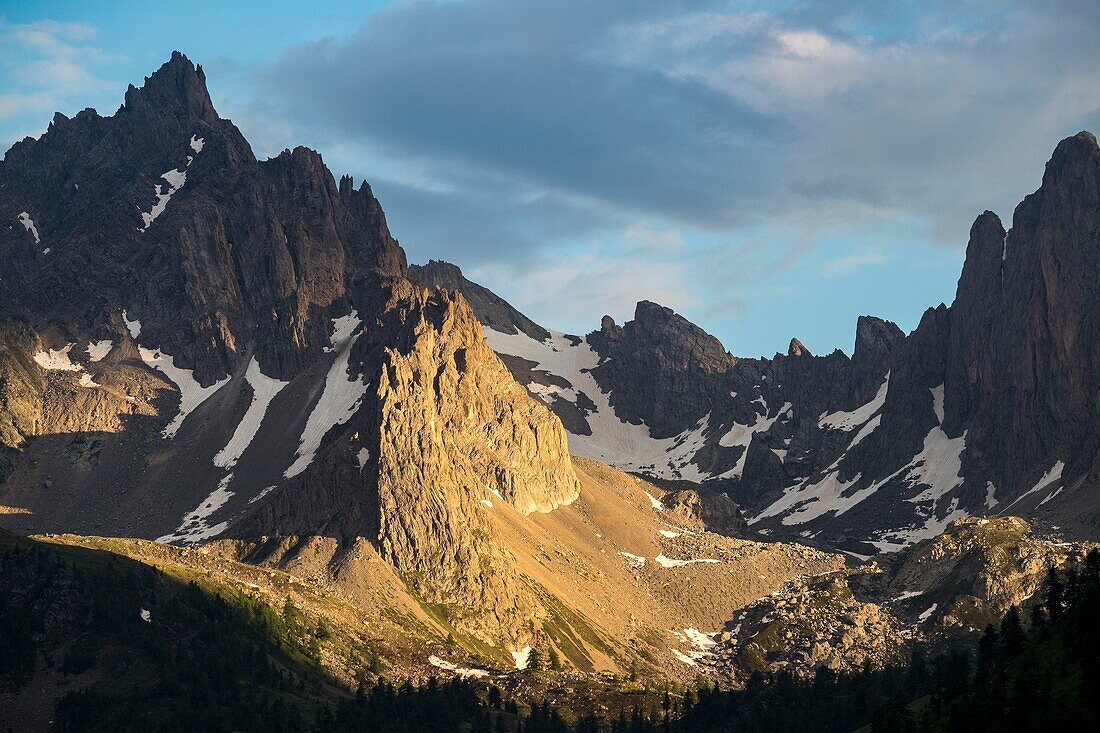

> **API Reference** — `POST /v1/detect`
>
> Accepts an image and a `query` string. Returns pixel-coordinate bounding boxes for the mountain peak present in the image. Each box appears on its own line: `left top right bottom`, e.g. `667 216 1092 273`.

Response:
123 51 217 123
1042 130 1099 186
788 338 810 357
409 260 551 341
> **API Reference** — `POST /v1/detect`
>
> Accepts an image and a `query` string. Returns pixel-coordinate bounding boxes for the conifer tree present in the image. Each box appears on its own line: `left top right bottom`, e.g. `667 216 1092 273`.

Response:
1000 607 1025 657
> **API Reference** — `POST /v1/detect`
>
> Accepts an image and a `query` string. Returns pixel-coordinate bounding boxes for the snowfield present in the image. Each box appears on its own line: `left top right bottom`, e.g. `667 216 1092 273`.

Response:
483 327 718 480
138 346 229 438
214 357 289 468
158 473 234 543
284 313 369 478
753 381 972 550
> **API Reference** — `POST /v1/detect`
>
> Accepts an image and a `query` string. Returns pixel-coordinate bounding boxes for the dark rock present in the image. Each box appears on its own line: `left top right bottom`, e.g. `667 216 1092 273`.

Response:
409 260 550 341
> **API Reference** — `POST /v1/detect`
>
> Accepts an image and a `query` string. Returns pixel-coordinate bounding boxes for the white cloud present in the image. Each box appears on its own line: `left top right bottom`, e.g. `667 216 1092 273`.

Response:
622 224 686 254
0 20 120 144
0 91 55 120
469 253 699 330
821 252 888 277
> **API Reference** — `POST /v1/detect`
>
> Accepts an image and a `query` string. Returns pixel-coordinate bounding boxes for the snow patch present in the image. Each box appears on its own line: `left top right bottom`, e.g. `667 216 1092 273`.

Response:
653 554 720 568
683 628 718 650
511 647 532 670
284 312 368 478
158 473 234 543
214 357 289 468
658 529 681 538
480 499 494 509
33 344 104 389
930 384 945 424
122 311 142 339
905 428 967 503
140 608 151 623
357 447 370 470
984 482 999 509
1003 461 1065 511
643 490 664 510
33 343 81 371
86 340 114 362
1038 486 1064 507
18 211 41 244
619 552 646 568
248 486 277 505
919 603 938 622
671 649 699 666
138 346 229 438
139 168 187 230
819 374 889 430
189 135 205 153
428 656 490 679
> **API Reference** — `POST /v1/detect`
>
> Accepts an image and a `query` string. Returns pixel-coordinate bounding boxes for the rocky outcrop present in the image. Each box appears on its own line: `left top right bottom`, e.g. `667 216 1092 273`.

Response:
661 486 749 536
410 260 550 341
850 316 904 408
0 53 581 645
886 516 1077 631
706 569 908 679
368 280 577 637
0 52 406 384
588 301 736 438
946 134 1100 510
699 516 1090 681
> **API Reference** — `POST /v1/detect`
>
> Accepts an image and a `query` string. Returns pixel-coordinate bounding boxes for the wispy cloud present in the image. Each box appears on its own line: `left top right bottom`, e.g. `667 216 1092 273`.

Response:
821 252 888 277
0 20 122 146
7 1 1096 355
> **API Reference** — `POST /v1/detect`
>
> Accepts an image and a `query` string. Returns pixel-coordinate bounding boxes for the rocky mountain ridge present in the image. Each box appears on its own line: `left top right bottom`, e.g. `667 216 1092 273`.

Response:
0 52 579 647
415 134 1100 552
4 51 1100 699
0 54 884 682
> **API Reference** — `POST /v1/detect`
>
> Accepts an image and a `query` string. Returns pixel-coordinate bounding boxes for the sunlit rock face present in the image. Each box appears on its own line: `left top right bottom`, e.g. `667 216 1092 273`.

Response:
417 133 1100 549
0 52 579 643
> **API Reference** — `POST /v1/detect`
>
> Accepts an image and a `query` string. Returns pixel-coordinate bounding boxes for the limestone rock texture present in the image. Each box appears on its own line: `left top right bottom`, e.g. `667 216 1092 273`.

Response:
410 260 550 341
885 516 1080 631
440 132 1100 548
0 52 581 646
369 280 578 639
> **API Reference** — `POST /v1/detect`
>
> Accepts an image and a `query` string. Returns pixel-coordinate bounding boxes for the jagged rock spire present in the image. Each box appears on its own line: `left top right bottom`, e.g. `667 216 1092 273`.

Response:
123 50 218 123
788 338 809 357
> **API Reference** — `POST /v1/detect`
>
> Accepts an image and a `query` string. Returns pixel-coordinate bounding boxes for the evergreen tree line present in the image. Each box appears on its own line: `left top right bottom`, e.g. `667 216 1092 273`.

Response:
4 537 1099 732
305 547 1100 733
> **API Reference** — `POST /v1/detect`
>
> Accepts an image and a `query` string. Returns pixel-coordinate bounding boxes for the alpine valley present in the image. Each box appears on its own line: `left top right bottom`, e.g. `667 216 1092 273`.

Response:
2 53 1100 733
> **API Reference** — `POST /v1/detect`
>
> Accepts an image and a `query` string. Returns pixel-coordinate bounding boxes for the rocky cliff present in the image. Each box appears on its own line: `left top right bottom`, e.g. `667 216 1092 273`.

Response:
422 133 1100 551
0 53 578 644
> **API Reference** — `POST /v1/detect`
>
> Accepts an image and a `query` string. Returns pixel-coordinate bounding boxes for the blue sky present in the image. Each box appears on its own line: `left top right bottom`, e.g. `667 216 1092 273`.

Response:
2 1 1099 357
